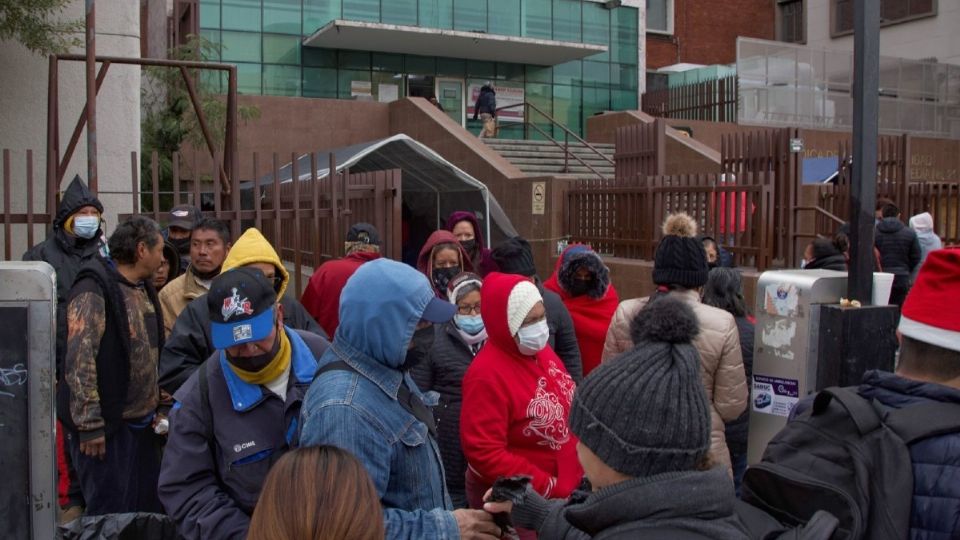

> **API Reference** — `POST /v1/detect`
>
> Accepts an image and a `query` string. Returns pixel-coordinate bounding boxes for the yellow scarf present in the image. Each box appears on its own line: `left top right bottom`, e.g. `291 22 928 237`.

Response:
228 328 291 385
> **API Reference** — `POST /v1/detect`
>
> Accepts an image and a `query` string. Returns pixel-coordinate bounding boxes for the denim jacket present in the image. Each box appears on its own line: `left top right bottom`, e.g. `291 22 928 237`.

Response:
299 258 460 539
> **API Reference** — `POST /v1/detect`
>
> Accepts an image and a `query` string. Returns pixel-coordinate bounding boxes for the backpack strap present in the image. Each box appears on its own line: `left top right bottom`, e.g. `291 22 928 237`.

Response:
315 360 437 438
883 401 960 444
812 387 881 435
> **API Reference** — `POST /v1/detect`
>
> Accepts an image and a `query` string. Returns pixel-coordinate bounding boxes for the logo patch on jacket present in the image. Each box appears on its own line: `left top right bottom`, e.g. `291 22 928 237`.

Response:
222 287 253 321
233 440 256 453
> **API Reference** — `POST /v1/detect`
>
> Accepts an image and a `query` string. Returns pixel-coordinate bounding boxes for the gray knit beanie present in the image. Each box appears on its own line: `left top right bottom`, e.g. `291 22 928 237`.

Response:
568 297 711 477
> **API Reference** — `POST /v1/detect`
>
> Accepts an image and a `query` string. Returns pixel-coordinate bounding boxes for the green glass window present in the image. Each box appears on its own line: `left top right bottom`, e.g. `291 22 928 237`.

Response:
611 89 637 110
303 67 339 97
553 59 581 85
583 60 609 88
199 0 220 29
552 84 581 138
497 62 524 82
200 69 227 94
373 72 405 101
304 0 340 31
263 0 301 34
222 0 260 31
488 0 521 36
454 0 487 32
343 0 380 22
236 62 263 94
467 60 495 80
610 63 637 91
338 50 371 70
383 0 418 25
263 34 301 64
264 65 302 95
582 86 610 125
200 29 221 61
526 65 551 84
338 70 372 99
525 82 553 140
221 31 262 63
372 53 404 72
610 7 638 64
551 0 580 42
419 0 454 29
303 47 337 67
407 55 436 75
582 2 609 61
521 0 551 39
438 58 466 77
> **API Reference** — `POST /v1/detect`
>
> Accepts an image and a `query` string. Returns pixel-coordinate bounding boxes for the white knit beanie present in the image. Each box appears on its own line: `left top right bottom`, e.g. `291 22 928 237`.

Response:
507 280 543 336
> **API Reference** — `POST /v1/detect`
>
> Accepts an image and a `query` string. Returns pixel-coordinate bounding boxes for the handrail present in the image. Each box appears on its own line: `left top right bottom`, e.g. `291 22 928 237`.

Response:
493 101 614 179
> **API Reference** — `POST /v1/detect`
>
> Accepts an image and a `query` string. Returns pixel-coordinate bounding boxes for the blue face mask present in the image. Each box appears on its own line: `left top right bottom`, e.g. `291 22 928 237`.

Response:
455 314 485 335
72 216 100 239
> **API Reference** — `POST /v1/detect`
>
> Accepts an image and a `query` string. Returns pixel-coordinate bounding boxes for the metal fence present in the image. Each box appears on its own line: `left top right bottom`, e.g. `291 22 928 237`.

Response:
1 148 402 298
642 76 738 123
565 172 775 270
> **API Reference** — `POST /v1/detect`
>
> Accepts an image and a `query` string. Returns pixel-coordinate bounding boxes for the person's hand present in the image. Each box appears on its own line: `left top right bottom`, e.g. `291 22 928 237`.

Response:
452 508 502 539
482 487 513 514
80 435 106 460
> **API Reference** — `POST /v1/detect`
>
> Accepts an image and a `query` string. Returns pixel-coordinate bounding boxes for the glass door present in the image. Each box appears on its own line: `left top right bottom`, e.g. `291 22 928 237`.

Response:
436 79 465 126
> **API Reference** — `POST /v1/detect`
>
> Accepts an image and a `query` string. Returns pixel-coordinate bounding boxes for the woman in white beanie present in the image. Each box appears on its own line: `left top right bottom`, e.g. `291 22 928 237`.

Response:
461 272 582 539
908 212 942 282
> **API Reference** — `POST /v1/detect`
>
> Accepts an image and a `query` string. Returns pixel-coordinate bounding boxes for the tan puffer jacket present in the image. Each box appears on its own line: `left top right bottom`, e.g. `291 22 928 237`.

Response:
601 289 747 471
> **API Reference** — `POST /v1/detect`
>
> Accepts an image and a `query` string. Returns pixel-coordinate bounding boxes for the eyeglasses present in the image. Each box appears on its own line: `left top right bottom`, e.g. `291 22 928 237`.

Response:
457 303 481 315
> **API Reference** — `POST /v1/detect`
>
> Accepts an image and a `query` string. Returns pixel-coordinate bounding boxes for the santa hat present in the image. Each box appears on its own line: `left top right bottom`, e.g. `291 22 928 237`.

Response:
898 247 960 352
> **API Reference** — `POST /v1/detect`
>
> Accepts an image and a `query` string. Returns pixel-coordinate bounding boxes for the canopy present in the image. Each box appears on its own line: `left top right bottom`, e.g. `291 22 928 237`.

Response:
261 134 518 261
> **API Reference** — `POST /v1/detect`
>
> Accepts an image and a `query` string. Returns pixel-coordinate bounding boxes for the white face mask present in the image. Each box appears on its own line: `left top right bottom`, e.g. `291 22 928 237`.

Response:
72 215 100 240
516 319 549 356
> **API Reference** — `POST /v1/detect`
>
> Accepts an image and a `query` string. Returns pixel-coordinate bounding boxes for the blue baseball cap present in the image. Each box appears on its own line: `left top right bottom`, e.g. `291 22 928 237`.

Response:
421 295 457 323
208 267 278 349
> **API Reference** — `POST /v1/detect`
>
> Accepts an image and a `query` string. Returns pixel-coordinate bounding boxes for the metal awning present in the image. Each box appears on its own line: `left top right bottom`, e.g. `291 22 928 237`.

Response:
303 19 607 66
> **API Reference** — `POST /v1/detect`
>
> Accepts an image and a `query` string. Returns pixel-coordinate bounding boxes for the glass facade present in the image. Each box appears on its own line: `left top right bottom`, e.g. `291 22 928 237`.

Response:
199 0 639 138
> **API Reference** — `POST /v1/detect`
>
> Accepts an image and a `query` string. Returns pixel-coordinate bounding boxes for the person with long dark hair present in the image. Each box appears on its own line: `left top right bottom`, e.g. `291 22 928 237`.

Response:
702 267 754 494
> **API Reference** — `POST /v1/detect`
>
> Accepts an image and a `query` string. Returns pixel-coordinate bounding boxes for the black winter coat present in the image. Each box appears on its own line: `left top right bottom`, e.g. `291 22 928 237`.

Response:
541 282 584 383
23 175 105 374
875 218 921 284
159 294 324 394
410 321 482 508
724 316 754 454
805 253 847 271
473 86 497 119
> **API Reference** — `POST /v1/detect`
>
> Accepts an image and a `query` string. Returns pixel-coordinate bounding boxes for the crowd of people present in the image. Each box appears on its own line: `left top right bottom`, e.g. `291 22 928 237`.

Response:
23 175 959 540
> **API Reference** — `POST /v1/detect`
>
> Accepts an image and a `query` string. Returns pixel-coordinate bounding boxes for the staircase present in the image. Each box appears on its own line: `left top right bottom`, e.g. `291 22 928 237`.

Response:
484 139 615 178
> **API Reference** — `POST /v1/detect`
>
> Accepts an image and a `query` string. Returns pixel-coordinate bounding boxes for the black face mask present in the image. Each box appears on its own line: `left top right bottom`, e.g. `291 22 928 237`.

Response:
567 279 594 297
171 236 191 255
432 266 461 292
460 239 477 254
401 325 435 371
226 328 281 373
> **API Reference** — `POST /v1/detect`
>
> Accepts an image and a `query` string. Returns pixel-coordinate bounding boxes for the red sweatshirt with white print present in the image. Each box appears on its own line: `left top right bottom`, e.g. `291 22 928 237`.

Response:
460 272 583 499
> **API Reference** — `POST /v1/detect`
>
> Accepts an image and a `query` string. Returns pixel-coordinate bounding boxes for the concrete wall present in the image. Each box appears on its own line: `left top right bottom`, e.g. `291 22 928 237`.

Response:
646 0 775 69
804 0 960 65
0 1 140 258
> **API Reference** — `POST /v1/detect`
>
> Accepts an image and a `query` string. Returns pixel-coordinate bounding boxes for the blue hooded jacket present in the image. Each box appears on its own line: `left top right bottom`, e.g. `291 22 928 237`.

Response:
299 258 458 539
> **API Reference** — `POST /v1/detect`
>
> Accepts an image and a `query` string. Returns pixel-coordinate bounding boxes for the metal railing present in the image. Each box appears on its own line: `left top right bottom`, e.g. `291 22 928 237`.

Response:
494 101 614 179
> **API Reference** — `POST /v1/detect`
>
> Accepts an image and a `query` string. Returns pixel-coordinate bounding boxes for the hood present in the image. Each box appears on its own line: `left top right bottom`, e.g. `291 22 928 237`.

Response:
877 217 906 234
335 258 437 368
811 238 841 260
163 241 181 278
445 210 486 251
479 272 532 354
480 86 496 95
909 212 934 233
221 228 290 299
55 175 104 229
416 229 475 278
552 244 610 300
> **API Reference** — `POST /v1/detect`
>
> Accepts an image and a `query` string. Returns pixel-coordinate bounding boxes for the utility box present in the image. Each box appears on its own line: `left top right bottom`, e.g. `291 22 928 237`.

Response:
0 262 57 540
747 269 847 464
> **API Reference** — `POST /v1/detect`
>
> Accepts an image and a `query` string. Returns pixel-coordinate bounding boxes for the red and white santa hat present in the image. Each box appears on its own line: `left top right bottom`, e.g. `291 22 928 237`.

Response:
898 247 960 352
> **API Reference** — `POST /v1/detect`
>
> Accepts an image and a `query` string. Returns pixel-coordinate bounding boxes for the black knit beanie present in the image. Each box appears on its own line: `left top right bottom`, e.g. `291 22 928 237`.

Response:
491 236 537 277
652 213 709 288
569 297 711 477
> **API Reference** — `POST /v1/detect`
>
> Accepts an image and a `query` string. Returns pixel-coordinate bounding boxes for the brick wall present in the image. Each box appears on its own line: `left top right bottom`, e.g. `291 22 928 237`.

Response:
646 0 775 69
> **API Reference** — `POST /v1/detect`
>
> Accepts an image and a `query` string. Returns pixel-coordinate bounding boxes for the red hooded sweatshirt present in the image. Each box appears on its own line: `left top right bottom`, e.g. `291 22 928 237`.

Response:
544 244 619 376
416 230 475 297
460 272 582 499
300 250 381 337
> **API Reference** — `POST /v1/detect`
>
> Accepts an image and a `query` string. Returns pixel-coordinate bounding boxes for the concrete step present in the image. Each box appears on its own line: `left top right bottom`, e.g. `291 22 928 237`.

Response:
515 164 615 175
486 138 616 149
485 138 615 178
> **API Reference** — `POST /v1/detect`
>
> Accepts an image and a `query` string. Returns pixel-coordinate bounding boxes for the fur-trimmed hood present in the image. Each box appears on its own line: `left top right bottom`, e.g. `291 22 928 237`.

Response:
554 244 610 299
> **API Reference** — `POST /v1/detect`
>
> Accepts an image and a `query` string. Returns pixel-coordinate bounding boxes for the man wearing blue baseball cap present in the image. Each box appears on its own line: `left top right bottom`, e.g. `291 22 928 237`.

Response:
300 258 502 540
158 267 329 540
